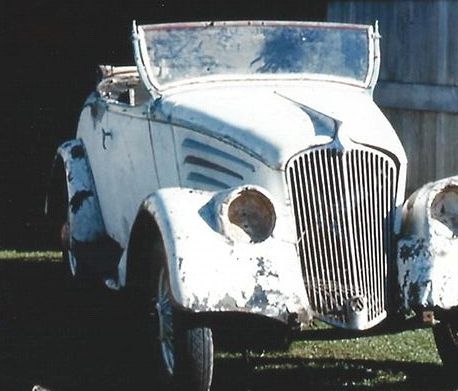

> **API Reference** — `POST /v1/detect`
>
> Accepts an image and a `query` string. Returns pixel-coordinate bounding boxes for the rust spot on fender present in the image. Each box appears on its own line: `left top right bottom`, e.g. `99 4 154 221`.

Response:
247 285 269 309
71 145 85 159
431 185 458 236
70 190 94 213
399 238 427 262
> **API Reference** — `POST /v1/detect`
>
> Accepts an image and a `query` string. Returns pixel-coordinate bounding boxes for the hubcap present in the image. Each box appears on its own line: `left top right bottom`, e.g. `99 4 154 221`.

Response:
156 270 175 375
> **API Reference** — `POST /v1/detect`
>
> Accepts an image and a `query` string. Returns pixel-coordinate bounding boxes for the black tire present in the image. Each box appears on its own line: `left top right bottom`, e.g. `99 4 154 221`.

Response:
433 320 458 371
174 326 214 391
154 269 214 391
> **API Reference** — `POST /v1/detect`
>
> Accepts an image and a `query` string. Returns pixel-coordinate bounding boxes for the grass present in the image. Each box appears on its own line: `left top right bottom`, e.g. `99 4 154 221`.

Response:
0 251 454 390
290 328 440 363
0 250 61 262
214 327 446 390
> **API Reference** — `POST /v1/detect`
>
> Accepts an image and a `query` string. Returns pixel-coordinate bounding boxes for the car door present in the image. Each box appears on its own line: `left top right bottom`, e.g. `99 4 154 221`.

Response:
92 103 160 247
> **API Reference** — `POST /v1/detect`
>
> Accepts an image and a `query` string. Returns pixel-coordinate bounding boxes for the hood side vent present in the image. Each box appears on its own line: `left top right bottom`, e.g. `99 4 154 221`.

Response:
185 156 243 180
181 137 252 190
183 139 255 172
187 172 230 189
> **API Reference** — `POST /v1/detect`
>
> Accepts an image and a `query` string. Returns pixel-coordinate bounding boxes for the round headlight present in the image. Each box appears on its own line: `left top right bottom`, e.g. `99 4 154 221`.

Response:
221 187 276 243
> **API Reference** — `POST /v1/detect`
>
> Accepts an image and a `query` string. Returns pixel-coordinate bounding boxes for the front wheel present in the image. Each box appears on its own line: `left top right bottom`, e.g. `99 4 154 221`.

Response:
155 269 214 391
433 319 458 371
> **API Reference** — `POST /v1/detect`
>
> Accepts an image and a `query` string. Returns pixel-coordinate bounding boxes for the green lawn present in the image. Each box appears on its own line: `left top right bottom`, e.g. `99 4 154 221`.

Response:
0 250 61 262
215 327 445 390
0 251 452 390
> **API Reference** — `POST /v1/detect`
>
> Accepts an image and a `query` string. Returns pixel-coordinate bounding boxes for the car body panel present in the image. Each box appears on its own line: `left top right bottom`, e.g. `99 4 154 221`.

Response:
119 187 313 326
397 176 458 311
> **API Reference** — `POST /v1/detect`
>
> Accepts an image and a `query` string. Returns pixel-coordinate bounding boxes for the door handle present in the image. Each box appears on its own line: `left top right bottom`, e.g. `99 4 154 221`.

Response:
102 128 113 150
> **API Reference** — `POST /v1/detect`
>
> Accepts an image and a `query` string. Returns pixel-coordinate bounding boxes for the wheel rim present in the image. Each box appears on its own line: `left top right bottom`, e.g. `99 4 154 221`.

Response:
156 269 175 375
67 252 77 276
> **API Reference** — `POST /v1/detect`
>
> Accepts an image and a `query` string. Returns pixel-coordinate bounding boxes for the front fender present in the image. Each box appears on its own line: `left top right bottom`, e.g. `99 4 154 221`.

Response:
397 176 458 310
123 186 312 327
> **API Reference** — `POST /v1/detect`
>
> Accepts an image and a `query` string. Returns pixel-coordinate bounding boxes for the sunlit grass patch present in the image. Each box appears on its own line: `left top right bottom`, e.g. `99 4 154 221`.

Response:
216 328 444 389
288 328 440 364
0 250 61 262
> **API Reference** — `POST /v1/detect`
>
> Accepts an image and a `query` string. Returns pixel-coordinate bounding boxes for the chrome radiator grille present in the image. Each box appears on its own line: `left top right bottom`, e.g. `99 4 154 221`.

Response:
286 147 398 329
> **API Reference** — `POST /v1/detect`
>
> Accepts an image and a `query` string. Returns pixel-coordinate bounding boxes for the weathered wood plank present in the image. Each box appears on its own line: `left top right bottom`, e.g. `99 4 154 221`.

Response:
374 81 458 113
328 1 458 86
383 108 438 193
328 1 458 195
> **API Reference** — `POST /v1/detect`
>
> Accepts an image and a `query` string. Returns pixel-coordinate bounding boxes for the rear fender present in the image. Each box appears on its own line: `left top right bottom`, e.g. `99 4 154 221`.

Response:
46 139 122 279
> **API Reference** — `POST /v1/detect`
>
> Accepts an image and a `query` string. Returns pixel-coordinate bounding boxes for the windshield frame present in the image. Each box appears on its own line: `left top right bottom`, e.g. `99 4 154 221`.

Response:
133 20 377 97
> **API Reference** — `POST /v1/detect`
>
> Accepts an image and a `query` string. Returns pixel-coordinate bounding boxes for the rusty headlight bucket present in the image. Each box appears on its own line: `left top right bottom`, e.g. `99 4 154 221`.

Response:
216 186 276 243
430 185 458 237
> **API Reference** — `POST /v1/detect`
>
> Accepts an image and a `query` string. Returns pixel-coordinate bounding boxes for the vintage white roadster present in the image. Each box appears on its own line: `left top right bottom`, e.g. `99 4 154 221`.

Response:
46 20 458 390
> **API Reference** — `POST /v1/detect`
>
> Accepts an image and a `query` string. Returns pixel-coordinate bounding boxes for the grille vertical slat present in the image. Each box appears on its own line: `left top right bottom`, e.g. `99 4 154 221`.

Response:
289 163 306 285
322 150 340 309
377 156 384 313
352 151 369 305
381 160 389 312
311 152 329 312
373 156 382 315
329 151 349 306
287 146 398 329
373 155 381 315
292 159 314 305
367 152 377 320
346 153 363 298
299 156 319 308
363 152 374 319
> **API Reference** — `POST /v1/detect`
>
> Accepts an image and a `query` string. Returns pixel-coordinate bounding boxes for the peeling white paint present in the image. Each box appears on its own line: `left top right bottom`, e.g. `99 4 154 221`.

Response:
56 140 105 243
53 140 122 279
398 176 458 310
129 187 312 327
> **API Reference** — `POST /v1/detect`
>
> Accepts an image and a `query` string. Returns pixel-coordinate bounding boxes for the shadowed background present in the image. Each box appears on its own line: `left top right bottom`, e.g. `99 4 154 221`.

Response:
5 1 458 250
1 0 325 249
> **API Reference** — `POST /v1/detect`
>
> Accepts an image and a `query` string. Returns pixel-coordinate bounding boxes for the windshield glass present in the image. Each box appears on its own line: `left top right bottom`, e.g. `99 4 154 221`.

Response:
138 21 371 89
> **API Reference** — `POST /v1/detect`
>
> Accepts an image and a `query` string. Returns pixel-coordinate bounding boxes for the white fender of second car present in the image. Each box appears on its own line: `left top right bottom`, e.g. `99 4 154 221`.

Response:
120 185 313 327
397 175 458 310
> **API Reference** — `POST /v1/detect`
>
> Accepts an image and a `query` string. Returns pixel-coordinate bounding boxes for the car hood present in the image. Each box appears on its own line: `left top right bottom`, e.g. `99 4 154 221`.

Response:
155 82 405 170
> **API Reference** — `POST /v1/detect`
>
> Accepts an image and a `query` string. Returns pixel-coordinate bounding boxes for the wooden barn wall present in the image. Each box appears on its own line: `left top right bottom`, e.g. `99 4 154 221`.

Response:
327 1 458 195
